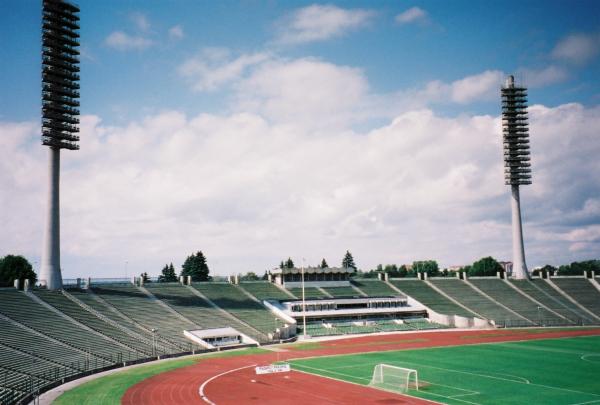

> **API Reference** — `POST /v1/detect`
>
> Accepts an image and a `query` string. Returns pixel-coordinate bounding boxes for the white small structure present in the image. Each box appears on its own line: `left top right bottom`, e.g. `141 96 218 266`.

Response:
184 327 259 349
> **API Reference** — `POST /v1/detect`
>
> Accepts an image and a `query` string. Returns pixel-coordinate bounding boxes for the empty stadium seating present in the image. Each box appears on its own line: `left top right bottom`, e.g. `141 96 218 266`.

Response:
287 287 329 299
390 279 476 318
430 279 533 326
239 282 293 300
469 279 562 325
552 278 600 319
509 279 592 324
351 279 400 297
321 286 362 298
190 283 284 341
91 285 197 349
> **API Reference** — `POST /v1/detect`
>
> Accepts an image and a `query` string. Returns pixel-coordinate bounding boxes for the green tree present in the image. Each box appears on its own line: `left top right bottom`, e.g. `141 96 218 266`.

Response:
140 272 150 283
398 265 408 278
342 250 356 270
181 251 210 281
240 271 260 281
261 271 269 280
279 261 285 270
285 257 294 269
0 255 37 288
158 263 177 282
412 260 439 277
320 258 329 268
468 257 503 277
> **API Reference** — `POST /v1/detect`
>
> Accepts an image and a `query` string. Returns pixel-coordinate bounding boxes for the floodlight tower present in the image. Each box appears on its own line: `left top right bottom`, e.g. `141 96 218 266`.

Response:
40 0 81 290
501 75 531 280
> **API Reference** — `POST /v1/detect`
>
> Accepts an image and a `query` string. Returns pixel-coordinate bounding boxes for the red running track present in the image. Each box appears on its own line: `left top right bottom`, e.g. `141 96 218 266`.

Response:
123 328 600 405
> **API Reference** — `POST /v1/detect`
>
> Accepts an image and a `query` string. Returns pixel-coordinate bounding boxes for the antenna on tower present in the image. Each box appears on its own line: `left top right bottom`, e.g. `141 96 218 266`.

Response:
501 75 531 279
40 0 81 290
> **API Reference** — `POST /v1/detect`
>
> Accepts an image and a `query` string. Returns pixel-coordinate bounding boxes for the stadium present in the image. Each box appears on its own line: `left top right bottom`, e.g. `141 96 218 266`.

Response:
2 0 600 404
2 268 600 404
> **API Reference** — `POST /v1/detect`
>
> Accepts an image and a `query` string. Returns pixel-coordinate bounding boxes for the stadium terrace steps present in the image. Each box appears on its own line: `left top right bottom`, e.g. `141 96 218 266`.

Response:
321 286 363 298
146 283 266 343
317 287 334 298
287 287 329 299
91 285 197 350
63 289 163 350
430 279 533 325
389 279 476 318
469 279 560 324
551 278 600 320
0 290 129 362
238 281 294 301
0 316 87 371
509 279 589 324
33 290 151 357
189 283 282 341
351 279 399 297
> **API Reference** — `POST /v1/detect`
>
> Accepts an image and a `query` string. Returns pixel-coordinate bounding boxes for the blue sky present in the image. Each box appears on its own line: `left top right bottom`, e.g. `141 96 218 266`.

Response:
1 1 599 278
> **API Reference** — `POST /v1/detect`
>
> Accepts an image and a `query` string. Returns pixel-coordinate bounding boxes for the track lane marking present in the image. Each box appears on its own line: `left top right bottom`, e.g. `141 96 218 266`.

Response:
198 364 257 405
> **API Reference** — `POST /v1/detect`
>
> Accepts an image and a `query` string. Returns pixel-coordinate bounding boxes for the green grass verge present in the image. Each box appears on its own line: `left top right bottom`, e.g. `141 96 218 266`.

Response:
53 348 268 405
290 335 600 405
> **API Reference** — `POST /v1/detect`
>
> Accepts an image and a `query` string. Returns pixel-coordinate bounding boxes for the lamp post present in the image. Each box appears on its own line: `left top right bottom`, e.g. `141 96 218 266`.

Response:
301 258 307 339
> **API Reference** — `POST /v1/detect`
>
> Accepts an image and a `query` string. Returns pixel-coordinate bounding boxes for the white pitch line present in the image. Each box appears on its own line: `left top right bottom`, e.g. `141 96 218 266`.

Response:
198 364 257 405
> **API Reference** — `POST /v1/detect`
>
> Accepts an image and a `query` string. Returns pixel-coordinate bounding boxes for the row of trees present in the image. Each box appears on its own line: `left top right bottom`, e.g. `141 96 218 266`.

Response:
532 260 600 276
278 251 357 270
363 257 504 278
157 251 211 282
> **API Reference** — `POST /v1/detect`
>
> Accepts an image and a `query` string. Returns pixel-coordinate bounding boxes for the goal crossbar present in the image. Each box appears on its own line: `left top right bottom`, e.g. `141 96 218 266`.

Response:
369 364 418 393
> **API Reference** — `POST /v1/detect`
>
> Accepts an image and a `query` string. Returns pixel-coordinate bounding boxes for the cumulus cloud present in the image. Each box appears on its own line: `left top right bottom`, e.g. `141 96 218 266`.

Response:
2 100 599 277
275 4 376 45
169 25 184 40
105 31 153 51
552 33 600 65
395 7 428 25
178 48 270 92
234 57 370 130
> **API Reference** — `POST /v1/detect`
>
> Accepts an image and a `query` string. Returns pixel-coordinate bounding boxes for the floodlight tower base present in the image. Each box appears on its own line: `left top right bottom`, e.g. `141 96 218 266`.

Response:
510 185 528 279
40 147 63 290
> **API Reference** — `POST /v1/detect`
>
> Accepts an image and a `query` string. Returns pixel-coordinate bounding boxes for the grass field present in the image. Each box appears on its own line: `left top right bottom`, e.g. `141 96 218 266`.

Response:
290 335 600 405
54 348 268 405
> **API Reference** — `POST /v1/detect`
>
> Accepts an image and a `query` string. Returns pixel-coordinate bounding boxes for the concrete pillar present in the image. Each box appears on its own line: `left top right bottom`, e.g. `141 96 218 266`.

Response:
40 147 63 290
423 272 428 280
496 271 502 279
180 276 184 285
234 274 239 285
511 185 529 279
456 272 461 279
140 277 144 287
14 279 21 290
24 279 31 291
592 271 595 279
187 275 191 285
377 273 382 281
268 273 272 282
384 273 389 281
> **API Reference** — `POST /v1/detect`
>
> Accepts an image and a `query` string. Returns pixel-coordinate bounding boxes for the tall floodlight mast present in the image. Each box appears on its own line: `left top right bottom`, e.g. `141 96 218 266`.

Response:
501 75 531 280
40 0 80 290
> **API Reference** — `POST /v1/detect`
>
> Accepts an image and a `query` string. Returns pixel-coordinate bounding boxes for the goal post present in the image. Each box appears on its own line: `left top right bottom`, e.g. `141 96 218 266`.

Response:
369 364 418 393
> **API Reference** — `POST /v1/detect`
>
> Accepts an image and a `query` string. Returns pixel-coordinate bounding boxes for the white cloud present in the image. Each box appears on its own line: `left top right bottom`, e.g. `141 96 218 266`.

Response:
169 25 184 40
105 31 153 51
449 70 504 103
234 57 369 130
395 7 428 25
517 65 568 88
552 33 600 65
130 12 151 32
178 48 270 92
2 100 599 277
276 4 376 45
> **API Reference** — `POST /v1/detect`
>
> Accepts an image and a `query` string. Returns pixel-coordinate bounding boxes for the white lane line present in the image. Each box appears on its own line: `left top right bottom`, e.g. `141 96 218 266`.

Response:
198 364 257 405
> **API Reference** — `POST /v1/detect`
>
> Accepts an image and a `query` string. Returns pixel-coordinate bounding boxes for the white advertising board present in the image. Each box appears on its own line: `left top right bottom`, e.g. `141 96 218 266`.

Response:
255 363 291 375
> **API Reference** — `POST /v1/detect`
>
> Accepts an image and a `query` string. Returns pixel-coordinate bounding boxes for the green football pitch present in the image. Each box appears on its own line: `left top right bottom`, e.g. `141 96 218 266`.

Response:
289 335 600 405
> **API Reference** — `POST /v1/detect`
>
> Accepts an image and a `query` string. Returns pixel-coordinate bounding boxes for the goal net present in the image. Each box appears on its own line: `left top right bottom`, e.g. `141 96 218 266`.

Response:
369 364 418 393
